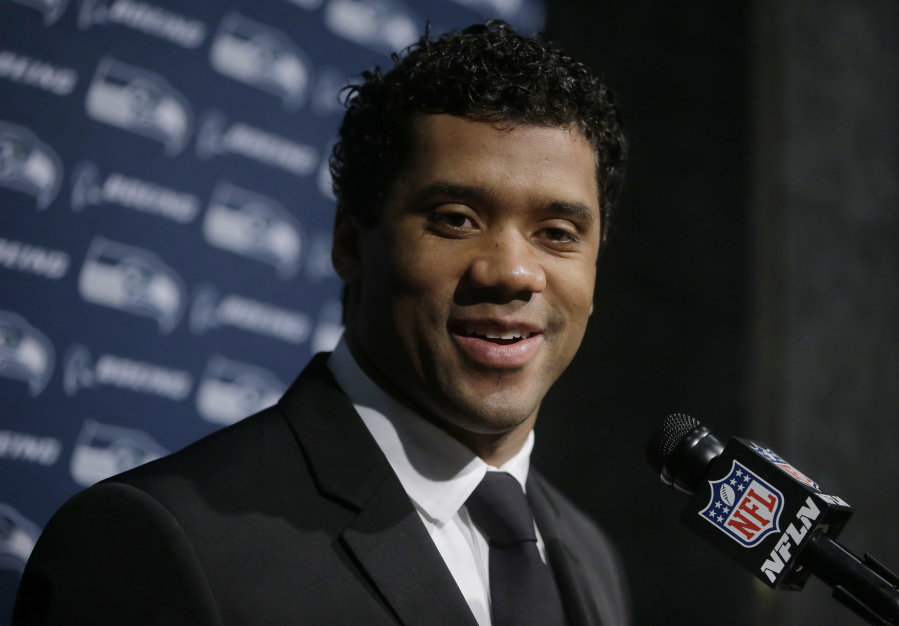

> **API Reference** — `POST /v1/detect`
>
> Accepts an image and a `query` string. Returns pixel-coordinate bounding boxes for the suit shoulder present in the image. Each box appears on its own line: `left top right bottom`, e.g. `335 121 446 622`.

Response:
78 404 329 536
14 482 221 625
103 405 297 493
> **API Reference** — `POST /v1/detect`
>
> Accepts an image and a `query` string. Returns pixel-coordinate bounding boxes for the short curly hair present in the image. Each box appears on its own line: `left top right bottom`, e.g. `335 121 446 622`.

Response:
330 20 627 240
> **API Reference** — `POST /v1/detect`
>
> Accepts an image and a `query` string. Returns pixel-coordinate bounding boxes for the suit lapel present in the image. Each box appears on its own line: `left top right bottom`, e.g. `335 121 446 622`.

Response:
278 354 478 626
341 472 479 626
528 471 603 626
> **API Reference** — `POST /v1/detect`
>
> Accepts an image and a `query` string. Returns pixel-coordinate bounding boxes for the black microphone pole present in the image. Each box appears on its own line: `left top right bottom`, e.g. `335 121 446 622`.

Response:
646 414 899 626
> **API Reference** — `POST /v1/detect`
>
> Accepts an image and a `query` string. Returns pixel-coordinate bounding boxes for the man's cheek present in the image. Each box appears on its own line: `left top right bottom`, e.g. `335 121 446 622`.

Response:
390 249 444 293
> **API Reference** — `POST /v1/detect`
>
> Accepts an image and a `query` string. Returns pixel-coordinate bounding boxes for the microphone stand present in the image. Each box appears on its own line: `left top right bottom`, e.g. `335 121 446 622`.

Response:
646 414 899 626
798 532 899 626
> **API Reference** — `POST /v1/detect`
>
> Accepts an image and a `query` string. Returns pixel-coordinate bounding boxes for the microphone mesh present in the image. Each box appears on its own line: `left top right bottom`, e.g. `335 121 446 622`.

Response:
645 413 701 476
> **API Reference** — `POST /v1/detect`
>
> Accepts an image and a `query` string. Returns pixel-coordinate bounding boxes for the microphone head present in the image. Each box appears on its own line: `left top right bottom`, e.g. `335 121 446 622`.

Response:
645 413 726 495
645 413 701 476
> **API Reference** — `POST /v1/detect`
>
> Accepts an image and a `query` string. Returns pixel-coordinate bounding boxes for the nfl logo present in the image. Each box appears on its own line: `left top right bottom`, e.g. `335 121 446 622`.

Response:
772 462 820 491
749 442 821 491
751 444 784 464
699 460 784 547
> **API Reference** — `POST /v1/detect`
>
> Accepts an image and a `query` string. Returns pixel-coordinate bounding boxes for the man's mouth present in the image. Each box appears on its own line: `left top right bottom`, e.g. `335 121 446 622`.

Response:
462 325 532 345
449 320 545 368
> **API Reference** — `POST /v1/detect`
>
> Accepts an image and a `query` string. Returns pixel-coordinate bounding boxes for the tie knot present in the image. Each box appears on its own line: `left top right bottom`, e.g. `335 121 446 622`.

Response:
465 471 537 544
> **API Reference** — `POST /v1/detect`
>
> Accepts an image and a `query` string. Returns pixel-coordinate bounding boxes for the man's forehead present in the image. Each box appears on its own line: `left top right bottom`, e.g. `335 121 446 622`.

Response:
399 114 601 208
410 113 592 153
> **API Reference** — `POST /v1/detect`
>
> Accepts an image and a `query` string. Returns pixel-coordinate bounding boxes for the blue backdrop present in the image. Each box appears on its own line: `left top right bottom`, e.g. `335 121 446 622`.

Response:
0 0 543 619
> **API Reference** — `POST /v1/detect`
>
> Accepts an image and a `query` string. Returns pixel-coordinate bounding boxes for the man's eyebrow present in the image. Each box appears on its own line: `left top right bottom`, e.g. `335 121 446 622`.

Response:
546 201 597 226
411 182 597 225
410 181 498 205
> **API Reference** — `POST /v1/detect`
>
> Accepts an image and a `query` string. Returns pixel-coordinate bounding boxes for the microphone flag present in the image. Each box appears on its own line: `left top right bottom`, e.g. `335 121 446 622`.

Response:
681 437 853 591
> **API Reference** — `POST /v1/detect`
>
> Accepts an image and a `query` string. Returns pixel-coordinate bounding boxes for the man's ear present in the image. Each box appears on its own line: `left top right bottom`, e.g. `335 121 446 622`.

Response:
331 204 367 284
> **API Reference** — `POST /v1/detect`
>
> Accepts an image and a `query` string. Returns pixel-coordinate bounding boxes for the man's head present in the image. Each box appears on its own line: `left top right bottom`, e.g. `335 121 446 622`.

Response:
330 21 627 456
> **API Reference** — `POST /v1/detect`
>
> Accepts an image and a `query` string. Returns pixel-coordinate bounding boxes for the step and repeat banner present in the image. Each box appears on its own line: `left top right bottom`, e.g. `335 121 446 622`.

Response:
0 0 543 617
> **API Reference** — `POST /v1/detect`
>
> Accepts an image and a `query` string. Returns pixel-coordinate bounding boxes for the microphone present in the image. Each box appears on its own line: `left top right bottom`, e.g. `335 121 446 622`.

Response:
646 414 899 626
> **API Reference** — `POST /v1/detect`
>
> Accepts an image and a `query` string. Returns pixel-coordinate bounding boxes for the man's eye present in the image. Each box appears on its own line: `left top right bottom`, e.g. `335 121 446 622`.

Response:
429 212 473 229
541 227 578 243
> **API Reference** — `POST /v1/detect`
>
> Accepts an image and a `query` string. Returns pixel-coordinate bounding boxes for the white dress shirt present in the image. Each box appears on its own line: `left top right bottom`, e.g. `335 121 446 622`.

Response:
327 337 546 626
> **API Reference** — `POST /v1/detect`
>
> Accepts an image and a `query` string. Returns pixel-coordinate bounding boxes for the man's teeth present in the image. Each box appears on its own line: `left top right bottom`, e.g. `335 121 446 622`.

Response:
465 325 530 340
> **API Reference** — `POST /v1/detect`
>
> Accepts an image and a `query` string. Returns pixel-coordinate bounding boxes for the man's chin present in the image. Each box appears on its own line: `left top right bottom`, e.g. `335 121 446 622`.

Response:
431 383 542 436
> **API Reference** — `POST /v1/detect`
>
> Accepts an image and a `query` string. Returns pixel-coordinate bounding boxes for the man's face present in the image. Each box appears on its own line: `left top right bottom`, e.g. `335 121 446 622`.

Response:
341 114 601 435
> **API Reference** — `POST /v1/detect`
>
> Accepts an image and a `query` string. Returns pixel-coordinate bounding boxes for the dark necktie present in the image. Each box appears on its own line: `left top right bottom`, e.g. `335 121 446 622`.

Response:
465 471 567 626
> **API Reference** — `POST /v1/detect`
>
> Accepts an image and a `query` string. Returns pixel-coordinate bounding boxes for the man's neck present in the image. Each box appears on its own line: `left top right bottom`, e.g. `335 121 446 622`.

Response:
343 334 537 467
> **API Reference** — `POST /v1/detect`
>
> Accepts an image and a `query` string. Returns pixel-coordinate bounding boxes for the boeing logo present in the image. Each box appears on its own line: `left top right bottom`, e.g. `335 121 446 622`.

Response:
0 119 63 210
70 161 200 223
0 237 70 279
210 12 311 111
0 430 62 466
63 343 193 401
0 504 41 574
85 56 193 156
0 310 55 396
196 355 286 425
8 0 69 25
78 236 187 334
203 181 303 279
323 0 419 56
0 50 78 96
77 0 207 49
196 110 317 177
190 284 312 344
70 418 167 487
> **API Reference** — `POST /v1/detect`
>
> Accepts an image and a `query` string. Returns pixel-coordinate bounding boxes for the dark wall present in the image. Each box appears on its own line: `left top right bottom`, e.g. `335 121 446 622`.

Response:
537 3 754 625
751 2 899 624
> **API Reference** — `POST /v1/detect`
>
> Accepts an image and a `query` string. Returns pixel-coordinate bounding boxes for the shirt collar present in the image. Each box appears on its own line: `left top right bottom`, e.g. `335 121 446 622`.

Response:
327 337 534 525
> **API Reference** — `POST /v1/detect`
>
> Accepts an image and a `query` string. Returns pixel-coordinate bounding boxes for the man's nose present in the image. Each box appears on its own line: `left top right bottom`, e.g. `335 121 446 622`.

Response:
466 229 547 298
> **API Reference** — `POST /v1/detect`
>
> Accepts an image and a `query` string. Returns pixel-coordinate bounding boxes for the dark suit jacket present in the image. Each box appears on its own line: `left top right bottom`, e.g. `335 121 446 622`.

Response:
14 353 629 626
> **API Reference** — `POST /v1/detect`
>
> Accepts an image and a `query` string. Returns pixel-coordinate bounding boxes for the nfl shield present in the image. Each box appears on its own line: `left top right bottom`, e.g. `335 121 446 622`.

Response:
699 460 784 547
748 442 821 491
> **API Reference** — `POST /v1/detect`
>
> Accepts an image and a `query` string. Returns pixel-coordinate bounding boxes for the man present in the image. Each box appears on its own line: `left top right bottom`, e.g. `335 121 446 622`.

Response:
14 21 629 626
